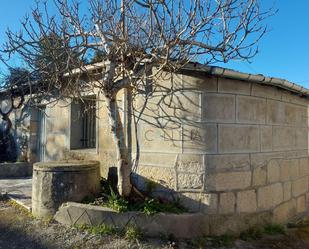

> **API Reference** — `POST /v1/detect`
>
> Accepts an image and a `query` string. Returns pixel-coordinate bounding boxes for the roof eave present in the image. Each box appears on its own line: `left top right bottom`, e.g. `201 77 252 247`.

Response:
182 64 309 98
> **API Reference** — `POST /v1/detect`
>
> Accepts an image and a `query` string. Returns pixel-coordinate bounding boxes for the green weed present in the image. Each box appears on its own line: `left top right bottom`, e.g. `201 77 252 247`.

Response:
263 223 285 235
142 198 186 215
106 187 129 212
124 225 143 241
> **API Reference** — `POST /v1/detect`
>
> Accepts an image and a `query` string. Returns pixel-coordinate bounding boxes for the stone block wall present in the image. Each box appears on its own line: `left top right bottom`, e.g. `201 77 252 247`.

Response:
199 77 308 224
112 72 309 230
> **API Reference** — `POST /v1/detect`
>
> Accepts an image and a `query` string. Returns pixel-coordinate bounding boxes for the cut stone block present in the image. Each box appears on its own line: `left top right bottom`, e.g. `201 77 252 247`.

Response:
219 124 260 153
207 171 251 191
257 183 283 210
236 96 266 124
237 190 257 213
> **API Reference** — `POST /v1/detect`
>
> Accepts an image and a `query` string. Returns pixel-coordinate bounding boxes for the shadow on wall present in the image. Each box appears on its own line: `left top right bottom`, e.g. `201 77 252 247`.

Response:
107 168 273 237
128 72 211 198
105 165 215 214
0 106 30 163
132 173 216 213
14 107 31 161
0 132 17 162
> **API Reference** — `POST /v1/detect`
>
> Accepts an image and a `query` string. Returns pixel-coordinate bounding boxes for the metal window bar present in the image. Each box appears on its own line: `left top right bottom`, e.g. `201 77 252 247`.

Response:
81 99 96 148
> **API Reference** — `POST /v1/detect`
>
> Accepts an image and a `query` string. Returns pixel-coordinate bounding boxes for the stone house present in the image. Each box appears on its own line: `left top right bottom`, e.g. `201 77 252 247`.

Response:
2 64 309 234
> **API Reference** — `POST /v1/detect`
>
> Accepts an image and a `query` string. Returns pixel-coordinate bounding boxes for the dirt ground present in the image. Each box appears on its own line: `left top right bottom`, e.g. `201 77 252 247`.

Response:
1 200 309 249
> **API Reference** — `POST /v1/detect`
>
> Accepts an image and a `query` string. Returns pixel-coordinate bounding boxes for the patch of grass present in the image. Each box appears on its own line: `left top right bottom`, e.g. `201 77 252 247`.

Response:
240 224 285 241
90 224 119 235
75 224 89 231
124 225 143 241
76 223 144 242
76 224 119 236
263 223 285 235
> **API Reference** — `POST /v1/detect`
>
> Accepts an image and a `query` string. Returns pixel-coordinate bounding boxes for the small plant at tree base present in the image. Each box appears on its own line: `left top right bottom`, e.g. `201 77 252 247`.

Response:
107 187 129 212
142 198 187 215
82 178 187 215
142 198 160 215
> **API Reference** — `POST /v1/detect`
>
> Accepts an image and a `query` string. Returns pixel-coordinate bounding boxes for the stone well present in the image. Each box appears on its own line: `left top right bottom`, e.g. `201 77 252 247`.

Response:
32 161 101 218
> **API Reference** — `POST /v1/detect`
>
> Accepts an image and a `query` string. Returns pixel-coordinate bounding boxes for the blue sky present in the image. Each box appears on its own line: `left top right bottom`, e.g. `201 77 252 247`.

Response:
221 0 309 89
0 1 308 88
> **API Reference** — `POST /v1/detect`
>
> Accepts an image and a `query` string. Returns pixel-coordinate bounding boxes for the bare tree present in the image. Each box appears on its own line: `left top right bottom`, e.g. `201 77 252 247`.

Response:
0 0 274 196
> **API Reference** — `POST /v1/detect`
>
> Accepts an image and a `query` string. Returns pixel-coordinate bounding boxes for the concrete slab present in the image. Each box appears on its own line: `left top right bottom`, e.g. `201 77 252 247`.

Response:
0 177 32 211
55 202 209 238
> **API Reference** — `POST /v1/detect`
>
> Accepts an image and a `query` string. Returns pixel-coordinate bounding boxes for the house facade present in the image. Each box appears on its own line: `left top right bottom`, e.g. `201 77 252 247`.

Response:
2 65 309 234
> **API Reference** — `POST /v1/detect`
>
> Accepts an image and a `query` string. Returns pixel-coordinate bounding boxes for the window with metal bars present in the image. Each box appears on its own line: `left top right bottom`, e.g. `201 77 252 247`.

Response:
70 96 96 149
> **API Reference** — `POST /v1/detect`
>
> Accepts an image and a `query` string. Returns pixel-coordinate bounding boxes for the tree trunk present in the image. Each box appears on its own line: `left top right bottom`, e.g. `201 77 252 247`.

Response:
105 95 132 197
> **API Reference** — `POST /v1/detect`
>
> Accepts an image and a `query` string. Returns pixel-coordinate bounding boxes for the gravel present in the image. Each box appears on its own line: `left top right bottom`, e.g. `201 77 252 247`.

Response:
0 200 309 249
